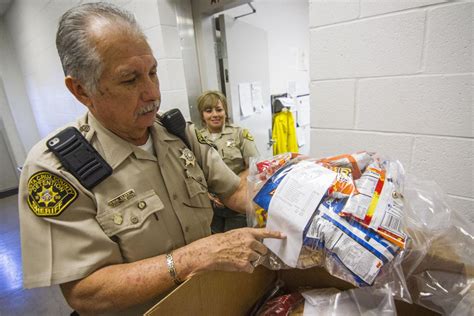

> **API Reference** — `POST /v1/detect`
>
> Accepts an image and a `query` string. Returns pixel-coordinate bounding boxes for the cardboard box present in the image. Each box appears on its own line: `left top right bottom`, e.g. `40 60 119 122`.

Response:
146 224 473 315
145 266 440 315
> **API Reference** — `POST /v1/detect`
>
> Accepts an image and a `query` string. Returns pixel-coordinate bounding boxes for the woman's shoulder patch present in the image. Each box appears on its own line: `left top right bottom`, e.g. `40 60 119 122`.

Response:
195 129 216 148
27 171 78 217
242 129 254 141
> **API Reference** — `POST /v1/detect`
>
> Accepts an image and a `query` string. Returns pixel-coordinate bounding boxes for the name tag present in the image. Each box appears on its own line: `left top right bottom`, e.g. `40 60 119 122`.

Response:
107 189 136 208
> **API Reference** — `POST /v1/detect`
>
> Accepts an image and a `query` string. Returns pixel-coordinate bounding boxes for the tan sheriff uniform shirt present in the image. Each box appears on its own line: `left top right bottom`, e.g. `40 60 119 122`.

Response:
19 112 240 315
200 124 259 175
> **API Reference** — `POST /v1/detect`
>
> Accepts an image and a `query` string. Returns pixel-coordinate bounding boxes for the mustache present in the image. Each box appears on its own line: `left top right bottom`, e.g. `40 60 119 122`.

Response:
137 100 161 115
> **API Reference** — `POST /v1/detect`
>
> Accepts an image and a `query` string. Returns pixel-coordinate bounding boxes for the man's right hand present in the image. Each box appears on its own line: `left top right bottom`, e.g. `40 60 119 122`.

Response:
172 228 285 279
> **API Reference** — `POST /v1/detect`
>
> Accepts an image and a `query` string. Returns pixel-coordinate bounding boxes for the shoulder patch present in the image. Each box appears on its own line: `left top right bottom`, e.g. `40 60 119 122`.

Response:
27 171 78 217
195 129 216 149
242 129 254 141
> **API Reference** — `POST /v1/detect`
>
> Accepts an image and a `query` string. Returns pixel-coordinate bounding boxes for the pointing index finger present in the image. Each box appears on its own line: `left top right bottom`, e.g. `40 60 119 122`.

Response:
251 228 286 240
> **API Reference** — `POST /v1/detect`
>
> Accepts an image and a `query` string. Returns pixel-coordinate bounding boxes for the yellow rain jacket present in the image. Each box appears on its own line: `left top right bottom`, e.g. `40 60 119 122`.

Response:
272 110 298 155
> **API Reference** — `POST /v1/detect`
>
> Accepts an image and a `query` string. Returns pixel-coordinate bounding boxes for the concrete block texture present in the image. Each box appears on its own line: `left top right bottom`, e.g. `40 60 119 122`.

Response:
157 0 177 26
360 0 446 17
309 129 414 169
424 2 474 73
157 59 187 92
125 0 160 30
145 26 165 60
161 26 182 59
160 90 190 120
309 0 359 27
310 11 425 79
410 136 473 198
5 0 63 44
3 0 181 141
310 80 356 129
357 74 473 137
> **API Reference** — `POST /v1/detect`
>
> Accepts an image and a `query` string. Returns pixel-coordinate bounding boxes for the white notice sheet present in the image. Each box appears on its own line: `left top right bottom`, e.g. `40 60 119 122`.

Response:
251 82 264 112
238 83 254 117
264 161 337 267
296 126 306 147
296 96 310 126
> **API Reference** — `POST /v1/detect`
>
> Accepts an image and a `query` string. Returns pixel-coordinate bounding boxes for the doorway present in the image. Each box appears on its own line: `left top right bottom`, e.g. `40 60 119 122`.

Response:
214 13 273 157
189 0 310 157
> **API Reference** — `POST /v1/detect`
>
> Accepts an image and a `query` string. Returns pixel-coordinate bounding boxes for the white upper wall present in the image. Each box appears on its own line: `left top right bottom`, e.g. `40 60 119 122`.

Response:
2 0 189 144
226 0 310 96
309 0 473 221
0 19 39 167
222 0 310 155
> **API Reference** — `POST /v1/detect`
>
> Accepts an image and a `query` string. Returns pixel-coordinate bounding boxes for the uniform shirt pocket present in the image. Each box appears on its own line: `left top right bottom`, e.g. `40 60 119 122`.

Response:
184 167 208 198
184 177 207 199
222 146 243 161
184 168 213 211
221 146 244 174
96 190 164 237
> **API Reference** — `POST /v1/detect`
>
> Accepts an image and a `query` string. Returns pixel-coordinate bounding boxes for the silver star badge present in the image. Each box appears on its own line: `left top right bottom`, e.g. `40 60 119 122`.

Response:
179 148 195 167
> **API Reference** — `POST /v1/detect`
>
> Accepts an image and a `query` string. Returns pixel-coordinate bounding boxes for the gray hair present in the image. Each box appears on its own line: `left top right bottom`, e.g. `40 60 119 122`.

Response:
56 2 145 94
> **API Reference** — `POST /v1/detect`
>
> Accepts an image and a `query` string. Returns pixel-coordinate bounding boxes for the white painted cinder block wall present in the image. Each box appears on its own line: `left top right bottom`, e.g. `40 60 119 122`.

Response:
308 1 473 221
2 0 189 141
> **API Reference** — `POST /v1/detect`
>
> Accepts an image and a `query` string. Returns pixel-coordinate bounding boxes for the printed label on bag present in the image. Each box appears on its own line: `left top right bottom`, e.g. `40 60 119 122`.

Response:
264 161 337 267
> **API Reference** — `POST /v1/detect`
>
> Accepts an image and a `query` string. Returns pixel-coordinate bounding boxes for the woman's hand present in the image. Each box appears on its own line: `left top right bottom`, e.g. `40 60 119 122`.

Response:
208 193 225 208
172 228 285 279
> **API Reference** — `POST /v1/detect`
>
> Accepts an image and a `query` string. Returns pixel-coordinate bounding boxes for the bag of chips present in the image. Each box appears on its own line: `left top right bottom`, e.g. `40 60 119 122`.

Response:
246 151 473 314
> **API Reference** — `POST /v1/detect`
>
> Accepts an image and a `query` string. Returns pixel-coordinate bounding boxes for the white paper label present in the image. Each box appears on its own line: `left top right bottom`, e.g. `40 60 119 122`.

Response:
264 161 336 267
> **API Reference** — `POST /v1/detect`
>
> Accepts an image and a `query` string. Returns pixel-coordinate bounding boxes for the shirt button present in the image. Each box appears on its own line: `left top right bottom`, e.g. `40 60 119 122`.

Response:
138 201 147 209
197 176 203 182
113 214 123 225
184 226 190 232
79 124 90 132
130 216 139 224
172 193 178 200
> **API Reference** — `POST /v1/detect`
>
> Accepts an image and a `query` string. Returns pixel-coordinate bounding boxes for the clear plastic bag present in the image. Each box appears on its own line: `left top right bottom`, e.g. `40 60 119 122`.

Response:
401 177 474 315
254 285 396 316
247 152 473 315
301 285 396 315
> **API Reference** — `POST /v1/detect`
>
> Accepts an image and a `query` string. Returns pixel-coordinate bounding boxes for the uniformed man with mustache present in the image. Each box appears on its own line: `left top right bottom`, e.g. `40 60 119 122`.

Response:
18 2 284 315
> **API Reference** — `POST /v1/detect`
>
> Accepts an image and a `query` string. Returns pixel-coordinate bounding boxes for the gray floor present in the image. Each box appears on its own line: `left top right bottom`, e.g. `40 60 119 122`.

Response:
0 194 72 315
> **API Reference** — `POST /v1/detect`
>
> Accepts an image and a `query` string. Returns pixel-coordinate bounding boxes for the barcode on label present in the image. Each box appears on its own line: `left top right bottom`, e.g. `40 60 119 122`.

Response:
382 212 400 232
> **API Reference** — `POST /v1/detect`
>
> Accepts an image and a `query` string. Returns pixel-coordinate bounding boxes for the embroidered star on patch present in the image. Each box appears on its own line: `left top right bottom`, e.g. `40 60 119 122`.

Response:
179 148 196 167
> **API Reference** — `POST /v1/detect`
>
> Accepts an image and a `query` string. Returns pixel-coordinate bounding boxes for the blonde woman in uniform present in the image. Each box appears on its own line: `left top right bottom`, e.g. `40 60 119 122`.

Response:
197 91 259 233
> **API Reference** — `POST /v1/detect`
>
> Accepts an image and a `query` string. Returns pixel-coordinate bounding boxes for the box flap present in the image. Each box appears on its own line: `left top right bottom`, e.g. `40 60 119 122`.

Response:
146 266 275 315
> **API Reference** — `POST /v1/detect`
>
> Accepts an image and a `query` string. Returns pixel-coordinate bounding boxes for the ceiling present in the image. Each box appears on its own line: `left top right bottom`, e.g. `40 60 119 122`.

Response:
0 0 12 16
